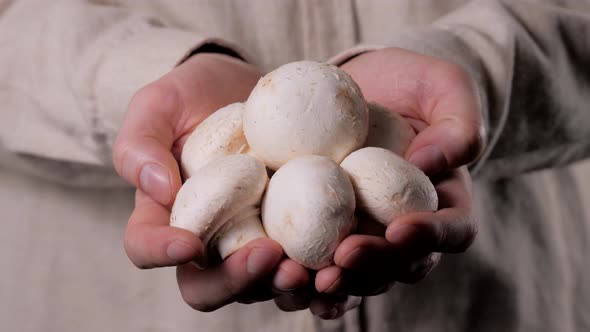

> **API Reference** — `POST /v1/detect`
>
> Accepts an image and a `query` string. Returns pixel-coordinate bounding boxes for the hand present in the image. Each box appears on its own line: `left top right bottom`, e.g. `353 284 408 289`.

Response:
343 47 485 175
274 167 474 320
307 48 482 312
113 53 309 310
315 167 475 293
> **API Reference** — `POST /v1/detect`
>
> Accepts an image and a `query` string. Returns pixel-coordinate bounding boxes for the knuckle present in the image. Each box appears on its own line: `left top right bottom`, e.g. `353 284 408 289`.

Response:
445 216 478 254
183 296 220 313
448 122 485 166
221 272 243 300
128 80 184 127
400 253 441 284
457 218 479 253
437 61 471 85
111 138 131 178
129 81 180 112
123 225 152 269
177 279 222 312
463 124 486 160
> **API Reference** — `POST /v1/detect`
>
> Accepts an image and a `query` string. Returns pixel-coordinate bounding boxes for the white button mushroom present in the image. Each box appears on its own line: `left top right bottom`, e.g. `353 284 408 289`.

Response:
340 147 438 226
243 61 369 170
180 102 250 179
262 155 356 269
170 154 268 268
365 103 416 156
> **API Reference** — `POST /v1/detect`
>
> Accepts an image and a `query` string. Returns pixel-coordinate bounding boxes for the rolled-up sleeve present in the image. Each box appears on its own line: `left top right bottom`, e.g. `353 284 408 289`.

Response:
0 0 249 186
331 0 590 179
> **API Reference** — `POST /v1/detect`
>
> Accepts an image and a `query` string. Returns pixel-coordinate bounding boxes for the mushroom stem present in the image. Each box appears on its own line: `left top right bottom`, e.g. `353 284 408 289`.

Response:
170 154 269 268
216 211 266 260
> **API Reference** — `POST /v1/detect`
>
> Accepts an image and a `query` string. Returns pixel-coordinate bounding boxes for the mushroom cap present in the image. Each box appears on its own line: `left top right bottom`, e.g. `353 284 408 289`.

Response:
365 103 416 156
243 61 369 170
180 102 249 179
171 154 268 266
262 155 356 269
340 147 438 226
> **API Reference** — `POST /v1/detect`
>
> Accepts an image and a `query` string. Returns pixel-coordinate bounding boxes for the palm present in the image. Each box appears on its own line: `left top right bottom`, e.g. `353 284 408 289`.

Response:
341 47 483 175
297 48 483 312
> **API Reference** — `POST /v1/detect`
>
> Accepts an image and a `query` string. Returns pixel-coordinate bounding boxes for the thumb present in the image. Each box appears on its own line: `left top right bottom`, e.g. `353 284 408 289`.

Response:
113 83 184 205
405 66 485 175
406 118 485 176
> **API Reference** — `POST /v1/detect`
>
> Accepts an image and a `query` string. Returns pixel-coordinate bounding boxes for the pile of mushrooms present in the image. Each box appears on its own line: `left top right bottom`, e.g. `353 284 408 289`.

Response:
171 61 438 269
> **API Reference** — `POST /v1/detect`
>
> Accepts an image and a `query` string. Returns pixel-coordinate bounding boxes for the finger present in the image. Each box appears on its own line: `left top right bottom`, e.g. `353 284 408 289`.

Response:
316 264 395 297
236 285 277 304
315 265 346 294
386 169 477 253
176 238 283 312
329 235 399 296
273 289 314 312
406 62 485 175
340 48 484 175
124 190 202 268
396 252 442 284
113 82 185 205
386 210 477 254
272 259 311 292
310 294 359 320
334 234 403 269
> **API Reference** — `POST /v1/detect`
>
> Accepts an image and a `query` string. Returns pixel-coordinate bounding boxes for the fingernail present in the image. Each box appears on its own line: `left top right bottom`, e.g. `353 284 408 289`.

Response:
272 269 297 292
140 163 171 204
322 275 344 294
167 240 197 262
408 145 446 175
387 224 416 245
318 307 339 320
247 247 279 276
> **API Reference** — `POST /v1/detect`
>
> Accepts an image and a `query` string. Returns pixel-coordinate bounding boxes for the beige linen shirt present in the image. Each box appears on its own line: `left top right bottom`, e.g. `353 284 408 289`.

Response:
1 1 590 331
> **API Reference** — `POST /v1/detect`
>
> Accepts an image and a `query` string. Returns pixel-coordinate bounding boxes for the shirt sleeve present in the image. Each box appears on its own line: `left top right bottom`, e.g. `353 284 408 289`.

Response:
0 0 250 186
330 0 590 179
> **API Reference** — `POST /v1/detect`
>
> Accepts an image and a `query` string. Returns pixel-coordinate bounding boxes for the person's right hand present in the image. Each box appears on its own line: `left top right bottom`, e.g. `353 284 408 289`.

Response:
113 53 310 311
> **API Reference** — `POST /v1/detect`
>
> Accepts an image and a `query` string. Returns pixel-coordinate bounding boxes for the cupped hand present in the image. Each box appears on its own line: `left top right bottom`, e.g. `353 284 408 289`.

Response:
113 53 310 310
277 167 475 320
342 47 485 175
304 48 483 316
315 167 476 297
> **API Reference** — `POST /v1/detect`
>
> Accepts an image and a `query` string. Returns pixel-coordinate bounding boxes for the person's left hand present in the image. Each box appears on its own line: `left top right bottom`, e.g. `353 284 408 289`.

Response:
273 167 475 320
277 47 482 319
315 166 475 295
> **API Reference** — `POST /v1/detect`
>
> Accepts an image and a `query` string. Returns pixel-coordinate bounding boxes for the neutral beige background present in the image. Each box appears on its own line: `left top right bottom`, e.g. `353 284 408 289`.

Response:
1 1 589 331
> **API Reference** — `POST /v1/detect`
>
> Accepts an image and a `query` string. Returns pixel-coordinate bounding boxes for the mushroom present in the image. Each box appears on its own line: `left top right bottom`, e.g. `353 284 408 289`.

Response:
180 102 250 179
262 155 356 269
365 102 416 156
170 154 268 268
340 147 438 226
243 61 369 170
